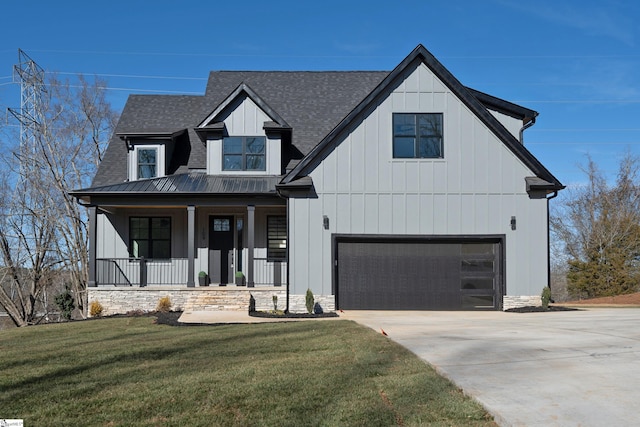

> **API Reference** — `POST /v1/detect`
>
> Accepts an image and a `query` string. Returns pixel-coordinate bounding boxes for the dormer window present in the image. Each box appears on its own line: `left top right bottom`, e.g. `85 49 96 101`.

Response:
137 147 158 179
128 144 166 181
223 137 266 171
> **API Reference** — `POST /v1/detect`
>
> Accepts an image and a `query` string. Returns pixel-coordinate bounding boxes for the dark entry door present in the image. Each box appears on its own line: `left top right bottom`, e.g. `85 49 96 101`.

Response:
209 216 234 284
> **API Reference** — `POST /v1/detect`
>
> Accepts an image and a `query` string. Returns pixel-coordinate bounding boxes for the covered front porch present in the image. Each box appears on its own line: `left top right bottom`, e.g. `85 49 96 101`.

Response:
79 174 288 290
88 203 287 288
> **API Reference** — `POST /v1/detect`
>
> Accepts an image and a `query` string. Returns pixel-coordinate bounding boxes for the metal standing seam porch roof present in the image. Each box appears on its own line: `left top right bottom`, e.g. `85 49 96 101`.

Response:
70 173 282 198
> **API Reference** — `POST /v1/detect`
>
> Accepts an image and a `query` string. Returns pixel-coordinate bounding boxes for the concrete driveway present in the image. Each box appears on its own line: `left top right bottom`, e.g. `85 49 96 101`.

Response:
341 308 640 427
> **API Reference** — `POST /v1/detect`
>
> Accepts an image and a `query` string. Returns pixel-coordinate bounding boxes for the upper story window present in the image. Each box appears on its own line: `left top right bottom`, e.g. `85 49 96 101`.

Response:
393 113 443 159
223 136 266 171
137 147 158 179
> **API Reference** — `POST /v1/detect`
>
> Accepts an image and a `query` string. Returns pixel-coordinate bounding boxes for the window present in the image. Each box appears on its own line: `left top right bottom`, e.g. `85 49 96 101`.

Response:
223 136 266 171
393 113 443 158
267 216 287 260
137 148 158 179
129 217 171 259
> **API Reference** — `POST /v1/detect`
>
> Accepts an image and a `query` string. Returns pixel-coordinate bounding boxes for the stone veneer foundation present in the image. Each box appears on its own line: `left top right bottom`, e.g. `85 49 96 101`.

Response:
502 295 543 311
87 286 335 317
88 287 534 315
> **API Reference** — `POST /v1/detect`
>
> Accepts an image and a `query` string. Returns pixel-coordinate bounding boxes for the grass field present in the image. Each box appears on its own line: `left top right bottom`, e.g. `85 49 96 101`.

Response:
0 315 495 426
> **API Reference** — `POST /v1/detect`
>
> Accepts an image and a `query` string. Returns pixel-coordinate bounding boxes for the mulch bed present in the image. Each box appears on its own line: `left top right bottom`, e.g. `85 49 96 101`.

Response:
249 311 339 319
505 305 579 313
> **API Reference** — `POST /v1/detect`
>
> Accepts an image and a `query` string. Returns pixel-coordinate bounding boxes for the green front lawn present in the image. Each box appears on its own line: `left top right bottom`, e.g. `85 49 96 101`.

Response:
0 316 495 426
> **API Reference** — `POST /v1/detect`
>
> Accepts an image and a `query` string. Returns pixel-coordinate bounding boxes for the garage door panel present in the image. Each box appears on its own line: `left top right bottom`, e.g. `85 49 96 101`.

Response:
336 239 501 310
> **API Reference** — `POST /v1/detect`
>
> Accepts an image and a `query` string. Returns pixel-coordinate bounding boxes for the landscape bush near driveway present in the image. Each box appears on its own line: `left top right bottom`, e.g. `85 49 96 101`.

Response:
0 317 495 426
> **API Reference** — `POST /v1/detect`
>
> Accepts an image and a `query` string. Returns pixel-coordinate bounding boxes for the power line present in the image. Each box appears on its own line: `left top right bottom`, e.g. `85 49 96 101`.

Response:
21 48 640 60
47 71 208 81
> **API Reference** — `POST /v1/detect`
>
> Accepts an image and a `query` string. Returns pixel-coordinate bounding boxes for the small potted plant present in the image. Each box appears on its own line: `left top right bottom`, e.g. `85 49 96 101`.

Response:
198 271 209 287
235 271 245 286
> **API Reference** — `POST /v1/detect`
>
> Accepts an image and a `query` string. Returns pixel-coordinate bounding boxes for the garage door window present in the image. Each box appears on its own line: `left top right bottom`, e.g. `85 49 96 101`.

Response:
461 260 494 273
462 295 495 309
461 278 494 290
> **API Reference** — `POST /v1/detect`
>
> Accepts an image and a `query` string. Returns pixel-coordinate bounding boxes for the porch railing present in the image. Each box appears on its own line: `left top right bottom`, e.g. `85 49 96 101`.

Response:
95 257 286 287
252 257 287 286
96 258 188 286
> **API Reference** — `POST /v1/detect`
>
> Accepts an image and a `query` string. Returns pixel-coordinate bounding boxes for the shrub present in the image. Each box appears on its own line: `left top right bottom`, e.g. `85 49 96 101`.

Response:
55 285 75 321
89 300 104 317
541 286 551 310
305 289 314 314
156 296 172 313
249 294 256 313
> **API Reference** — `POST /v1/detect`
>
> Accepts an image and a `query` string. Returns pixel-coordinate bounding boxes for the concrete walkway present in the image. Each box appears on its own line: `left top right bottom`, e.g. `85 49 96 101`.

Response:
340 308 640 427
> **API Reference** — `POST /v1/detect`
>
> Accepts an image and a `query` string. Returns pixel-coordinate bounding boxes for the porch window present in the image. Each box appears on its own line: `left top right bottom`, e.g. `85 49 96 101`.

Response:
223 136 266 171
267 215 286 261
393 113 443 158
129 217 171 259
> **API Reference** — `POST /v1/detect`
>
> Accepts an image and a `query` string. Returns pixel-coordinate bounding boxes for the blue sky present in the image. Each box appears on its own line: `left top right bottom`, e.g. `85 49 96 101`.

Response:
1 0 639 191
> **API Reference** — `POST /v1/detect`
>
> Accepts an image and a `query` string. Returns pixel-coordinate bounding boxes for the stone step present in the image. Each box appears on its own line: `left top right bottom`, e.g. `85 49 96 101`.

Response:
184 291 251 311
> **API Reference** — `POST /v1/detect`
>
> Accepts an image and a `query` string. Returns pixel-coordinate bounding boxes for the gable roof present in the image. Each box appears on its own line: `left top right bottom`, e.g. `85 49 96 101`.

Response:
280 44 563 191
90 72 389 188
88 45 562 193
202 71 390 155
197 82 291 129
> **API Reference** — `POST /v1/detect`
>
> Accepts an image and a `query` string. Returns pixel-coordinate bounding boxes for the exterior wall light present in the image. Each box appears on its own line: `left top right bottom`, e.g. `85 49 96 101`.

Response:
511 216 516 231
323 215 329 230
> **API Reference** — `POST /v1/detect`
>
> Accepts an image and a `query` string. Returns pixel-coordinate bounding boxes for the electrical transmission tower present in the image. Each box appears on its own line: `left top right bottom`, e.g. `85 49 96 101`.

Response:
8 49 46 173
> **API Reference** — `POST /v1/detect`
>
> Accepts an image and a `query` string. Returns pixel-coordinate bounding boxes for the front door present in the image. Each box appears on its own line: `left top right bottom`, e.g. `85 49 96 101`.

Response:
209 216 234 284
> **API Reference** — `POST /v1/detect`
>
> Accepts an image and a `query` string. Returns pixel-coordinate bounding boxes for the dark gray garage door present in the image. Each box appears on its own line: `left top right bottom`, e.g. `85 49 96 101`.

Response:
335 237 503 310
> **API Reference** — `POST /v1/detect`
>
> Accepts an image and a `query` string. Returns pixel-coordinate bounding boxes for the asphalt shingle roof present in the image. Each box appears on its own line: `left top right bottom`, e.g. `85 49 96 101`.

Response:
89 54 559 191
91 71 389 188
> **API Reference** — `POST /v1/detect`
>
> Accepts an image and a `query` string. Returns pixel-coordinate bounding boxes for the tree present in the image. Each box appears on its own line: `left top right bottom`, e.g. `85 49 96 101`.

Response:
551 153 640 299
0 73 117 326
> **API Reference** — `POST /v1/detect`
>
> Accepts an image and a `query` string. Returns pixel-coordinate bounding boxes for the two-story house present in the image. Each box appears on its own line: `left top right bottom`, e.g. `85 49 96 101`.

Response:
71 44 563 314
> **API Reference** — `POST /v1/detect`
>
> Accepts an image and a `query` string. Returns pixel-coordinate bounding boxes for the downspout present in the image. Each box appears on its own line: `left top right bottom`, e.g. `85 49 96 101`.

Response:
519 116 536 143
275 187 290 314
285 196 290 313
546 190 559 292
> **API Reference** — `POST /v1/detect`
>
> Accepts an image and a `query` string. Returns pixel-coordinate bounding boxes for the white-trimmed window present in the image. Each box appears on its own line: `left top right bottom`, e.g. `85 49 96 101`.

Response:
393 113 443 159
137 147 157 179
129 145 165 180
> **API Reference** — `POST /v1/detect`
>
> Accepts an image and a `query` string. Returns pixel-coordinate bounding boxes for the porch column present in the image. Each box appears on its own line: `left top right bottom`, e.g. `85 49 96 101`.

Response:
187 205 195 287
88 206 97 287
247 205 255 287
